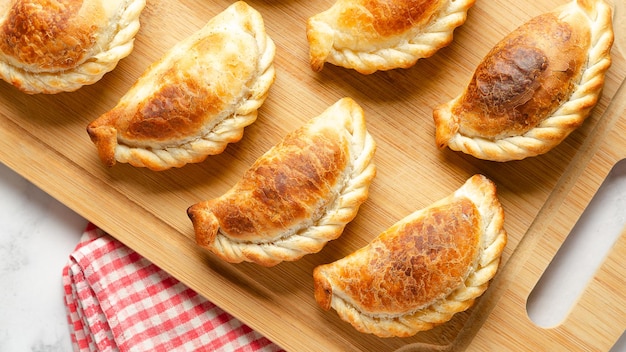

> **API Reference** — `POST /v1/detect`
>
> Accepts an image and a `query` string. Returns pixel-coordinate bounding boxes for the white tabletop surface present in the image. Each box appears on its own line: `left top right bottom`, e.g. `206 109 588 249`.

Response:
0 162 86 351
0 158 624 351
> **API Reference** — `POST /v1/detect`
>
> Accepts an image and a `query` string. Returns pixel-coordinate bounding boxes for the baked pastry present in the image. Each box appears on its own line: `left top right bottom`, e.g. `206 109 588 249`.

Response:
306 0 475 74
313 174 507 337
0 0 145 94
187 98 376 266
87 1 275 171
433 0 614 161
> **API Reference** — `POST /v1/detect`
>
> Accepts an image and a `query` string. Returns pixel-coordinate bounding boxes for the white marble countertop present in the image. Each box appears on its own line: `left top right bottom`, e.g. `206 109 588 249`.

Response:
0 162 86 351
0 159 624 351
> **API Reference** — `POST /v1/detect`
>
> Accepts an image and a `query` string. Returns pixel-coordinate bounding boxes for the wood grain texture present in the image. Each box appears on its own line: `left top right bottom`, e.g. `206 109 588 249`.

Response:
0 0 624 350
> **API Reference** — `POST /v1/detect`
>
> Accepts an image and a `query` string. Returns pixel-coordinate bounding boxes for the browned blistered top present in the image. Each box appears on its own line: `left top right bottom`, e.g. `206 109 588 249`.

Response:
315 197 480 314
90 32 256 143
336 0 444 37
0 0 105 71
454 12 591 139
200 127 348 242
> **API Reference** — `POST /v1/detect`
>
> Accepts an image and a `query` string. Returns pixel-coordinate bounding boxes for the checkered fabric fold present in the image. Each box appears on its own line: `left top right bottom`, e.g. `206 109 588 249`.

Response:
62 223 283 352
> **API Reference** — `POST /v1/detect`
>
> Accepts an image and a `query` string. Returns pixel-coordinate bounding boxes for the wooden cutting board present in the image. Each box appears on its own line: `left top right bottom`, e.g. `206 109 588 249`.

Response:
0 0 624 350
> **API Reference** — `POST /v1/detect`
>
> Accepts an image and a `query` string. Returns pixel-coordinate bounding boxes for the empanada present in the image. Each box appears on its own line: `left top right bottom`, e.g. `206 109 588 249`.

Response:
306 0 475 74
0 0 145 94
433 0 614 161
187 98 376 267
87 1 275 171
313 174 507 337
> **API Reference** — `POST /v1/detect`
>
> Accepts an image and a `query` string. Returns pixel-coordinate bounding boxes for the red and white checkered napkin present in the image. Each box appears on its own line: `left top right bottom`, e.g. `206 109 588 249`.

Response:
62 223 284 352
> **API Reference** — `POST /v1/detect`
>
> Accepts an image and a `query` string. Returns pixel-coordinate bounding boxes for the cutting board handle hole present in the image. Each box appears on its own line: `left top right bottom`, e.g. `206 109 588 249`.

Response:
610 330 626 352
526 158 626 328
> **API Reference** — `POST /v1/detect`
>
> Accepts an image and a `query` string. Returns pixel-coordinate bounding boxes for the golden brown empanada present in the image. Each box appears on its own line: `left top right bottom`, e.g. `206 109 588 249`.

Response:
0 0 145 94
87 1 275 171
433 0 614 161
306 0 475 74
187 98 376 267
313 174 507 337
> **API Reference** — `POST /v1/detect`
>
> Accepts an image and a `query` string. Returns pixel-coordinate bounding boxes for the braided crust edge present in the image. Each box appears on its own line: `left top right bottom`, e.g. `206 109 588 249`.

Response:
113 2 276 171
0 0 146 94
327 174 507 337
307 0 475 74
204 98 377 266
436 0 614 162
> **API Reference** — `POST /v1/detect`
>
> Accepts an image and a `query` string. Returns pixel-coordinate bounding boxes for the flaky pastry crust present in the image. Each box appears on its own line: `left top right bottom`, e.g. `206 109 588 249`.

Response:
187 98 377 267
86 1 275 171
433 0 614 161
0 0 145 94
306 0 475 74
313 174 507 337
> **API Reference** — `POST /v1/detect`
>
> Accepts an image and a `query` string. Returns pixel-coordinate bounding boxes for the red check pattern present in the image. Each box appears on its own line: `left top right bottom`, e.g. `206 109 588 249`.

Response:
63 223 284 352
